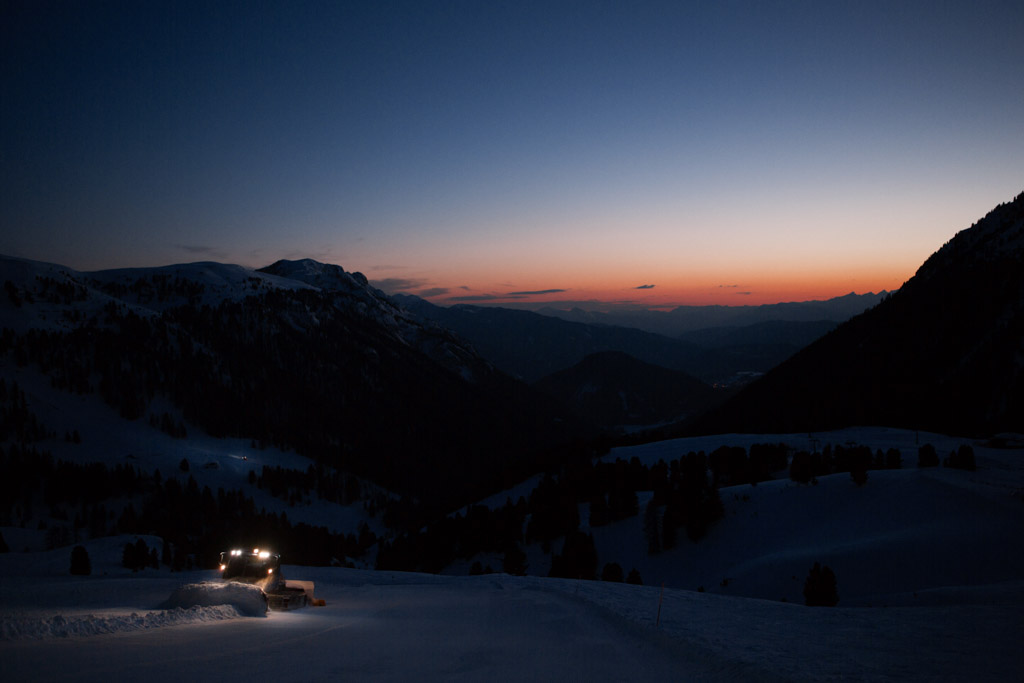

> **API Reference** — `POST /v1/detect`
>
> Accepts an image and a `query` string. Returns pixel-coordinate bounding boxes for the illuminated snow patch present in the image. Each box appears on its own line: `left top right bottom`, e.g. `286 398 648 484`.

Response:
159 581 268 617
0 604 249 640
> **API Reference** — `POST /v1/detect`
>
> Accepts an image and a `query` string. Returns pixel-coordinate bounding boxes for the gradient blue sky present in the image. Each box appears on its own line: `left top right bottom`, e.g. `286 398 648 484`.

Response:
2 1 1023 307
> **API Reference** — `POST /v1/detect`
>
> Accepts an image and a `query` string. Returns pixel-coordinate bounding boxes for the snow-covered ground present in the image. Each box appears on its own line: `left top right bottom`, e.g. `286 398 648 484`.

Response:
2 552 1022 681
589 430 1024 604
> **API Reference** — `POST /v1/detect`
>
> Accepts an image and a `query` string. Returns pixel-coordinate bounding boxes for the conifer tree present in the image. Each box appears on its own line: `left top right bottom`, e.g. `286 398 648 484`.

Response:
70 545 91 575
601 562 624 582
803 562 839 606
917 443 939 467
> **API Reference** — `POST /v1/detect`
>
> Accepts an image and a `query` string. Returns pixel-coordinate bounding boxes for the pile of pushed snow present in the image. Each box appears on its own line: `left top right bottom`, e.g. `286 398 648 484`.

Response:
1 581 266 641
158 581 267 617
1 603 246 640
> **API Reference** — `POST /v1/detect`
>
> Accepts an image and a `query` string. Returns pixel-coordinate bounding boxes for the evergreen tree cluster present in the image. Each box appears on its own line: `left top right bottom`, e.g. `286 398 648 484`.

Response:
379 451 724 576
0 443 140 534
774 443 911 485
803 562 839 606
255 464 364 507
549 530 598 579
0 379 53 443
709 442 788 486
122 537 159 571
69 544 91 575
646 451 724 552
0 444 375 569
944 444 977 470
917 443 940 467
377 498 529 574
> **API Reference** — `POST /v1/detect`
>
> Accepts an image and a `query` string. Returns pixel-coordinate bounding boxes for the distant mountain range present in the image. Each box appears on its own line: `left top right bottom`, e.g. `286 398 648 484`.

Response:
395 295 848 386
537 291 886 337
694 190 1024 437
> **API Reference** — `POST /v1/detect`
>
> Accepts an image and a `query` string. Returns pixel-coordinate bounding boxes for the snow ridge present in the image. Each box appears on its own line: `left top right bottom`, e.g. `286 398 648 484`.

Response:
1 604 247 641
1 580 267 641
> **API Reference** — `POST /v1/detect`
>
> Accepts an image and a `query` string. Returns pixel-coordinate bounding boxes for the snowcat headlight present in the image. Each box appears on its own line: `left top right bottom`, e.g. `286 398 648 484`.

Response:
268 568 273 574
231 549 242 556
259 551 270 559
219 564 226 571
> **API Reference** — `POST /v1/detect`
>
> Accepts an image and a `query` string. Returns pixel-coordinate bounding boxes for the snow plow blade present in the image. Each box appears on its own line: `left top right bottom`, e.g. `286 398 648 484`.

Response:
266 580 324 610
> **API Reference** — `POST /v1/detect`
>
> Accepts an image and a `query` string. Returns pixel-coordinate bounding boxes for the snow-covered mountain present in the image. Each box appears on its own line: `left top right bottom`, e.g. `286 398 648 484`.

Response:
0 254 591 530
258 258 493 382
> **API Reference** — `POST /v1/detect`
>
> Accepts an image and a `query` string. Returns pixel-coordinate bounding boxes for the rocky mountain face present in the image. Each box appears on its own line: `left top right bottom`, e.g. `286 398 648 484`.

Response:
258 259 493 382
694 191 1024 437
0 256 590 512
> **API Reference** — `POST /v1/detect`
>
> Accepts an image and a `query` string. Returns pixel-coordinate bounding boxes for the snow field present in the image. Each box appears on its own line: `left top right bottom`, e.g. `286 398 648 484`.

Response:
2 566 1022 681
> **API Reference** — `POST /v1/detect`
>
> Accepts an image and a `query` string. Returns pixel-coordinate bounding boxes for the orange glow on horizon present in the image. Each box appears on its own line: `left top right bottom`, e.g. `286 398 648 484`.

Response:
419 263 912 308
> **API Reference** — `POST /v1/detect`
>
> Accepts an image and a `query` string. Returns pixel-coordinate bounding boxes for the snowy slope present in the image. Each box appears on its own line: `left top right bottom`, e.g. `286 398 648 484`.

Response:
0 255 315 333
448 427 1024 606
1 558 1021 681
0 357 387 555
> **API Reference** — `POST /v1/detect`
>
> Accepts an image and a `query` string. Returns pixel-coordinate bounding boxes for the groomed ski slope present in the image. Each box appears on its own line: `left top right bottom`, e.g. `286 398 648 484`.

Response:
2 427 1022 680
2 561 1022 681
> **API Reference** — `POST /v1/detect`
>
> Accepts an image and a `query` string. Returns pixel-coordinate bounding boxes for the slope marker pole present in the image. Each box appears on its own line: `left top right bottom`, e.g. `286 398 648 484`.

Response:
656 582 664 626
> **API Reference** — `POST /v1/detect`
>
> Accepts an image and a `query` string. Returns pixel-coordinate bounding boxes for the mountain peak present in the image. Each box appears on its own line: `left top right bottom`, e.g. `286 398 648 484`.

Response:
259 258 369 289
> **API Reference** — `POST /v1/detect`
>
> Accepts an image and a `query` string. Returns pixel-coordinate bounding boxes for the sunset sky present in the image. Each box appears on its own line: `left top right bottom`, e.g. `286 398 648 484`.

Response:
2 1 1023 308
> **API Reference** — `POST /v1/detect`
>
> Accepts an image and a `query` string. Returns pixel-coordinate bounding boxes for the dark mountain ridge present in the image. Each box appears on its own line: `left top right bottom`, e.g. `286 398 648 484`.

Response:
538 291 885 337
693 190 1024 437
0 256 591 512
395 294 783 385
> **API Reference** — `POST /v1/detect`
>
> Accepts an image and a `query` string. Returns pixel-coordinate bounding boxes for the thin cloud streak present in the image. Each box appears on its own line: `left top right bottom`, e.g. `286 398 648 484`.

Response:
506 288 567 296
371 277 428 292
175 244 229 261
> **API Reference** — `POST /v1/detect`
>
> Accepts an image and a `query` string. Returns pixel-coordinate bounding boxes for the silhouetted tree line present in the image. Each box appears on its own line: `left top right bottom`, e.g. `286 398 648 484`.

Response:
254 464 364 507
785 444 897 484
377 497 529 574
31 275 90 305
0 444 375 568
122 537 159 571
378 450 724 575
0 378 53 443
91 273 208 307
644 451 724 553
944 444 976 470
709 442 788 487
